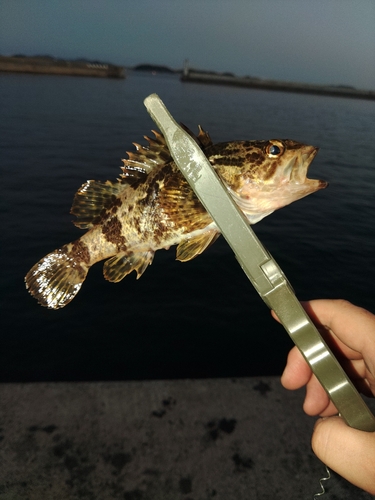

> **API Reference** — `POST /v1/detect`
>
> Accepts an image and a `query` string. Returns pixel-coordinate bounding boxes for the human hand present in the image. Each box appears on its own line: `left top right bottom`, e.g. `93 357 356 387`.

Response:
273 299 375 494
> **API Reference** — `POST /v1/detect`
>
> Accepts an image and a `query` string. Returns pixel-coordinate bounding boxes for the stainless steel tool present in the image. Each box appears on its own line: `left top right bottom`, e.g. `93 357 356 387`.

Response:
144 93 375 432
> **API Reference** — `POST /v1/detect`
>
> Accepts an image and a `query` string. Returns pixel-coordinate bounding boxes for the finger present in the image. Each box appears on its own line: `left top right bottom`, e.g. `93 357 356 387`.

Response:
303 374 335 416
282 341 372 395
312 416 375 494
302 300 375 366
281 348 337 415
338 358 374 397
281 346 312 390
303 300 375 396
278 303 375 397
270 309 280 322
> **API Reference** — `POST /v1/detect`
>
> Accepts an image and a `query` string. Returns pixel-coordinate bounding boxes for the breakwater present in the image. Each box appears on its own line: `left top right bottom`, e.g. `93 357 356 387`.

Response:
0 56 125 79
181 70 375 101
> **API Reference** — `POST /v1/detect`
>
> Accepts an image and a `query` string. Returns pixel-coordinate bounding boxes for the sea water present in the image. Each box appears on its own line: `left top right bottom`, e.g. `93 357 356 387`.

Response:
1 71 374 381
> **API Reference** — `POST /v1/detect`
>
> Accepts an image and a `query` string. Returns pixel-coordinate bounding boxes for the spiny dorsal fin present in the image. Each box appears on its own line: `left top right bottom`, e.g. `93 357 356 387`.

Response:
120 125 212 177
121 129 170 176
197 125 213 148
71 179 126 229
181 124 213 149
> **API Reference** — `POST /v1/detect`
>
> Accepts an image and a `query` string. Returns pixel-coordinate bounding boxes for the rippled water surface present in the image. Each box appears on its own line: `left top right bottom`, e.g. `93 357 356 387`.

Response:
1 72 375 381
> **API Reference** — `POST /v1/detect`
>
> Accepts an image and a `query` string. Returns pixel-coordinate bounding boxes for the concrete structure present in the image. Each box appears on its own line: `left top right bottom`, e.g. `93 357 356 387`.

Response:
181 70 375 101
0 56 125 79
1 377 374 499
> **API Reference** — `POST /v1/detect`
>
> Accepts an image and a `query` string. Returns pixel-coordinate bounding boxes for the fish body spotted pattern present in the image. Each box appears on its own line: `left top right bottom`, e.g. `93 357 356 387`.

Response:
25 125 327 309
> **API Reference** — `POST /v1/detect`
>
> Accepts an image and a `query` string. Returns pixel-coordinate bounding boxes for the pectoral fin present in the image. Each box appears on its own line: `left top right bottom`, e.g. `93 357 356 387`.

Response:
176 230 220 262
103 251 154 282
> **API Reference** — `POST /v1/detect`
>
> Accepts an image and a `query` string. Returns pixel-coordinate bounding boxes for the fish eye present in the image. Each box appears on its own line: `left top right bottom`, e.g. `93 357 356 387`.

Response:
269 145 280 155
266 142 284 157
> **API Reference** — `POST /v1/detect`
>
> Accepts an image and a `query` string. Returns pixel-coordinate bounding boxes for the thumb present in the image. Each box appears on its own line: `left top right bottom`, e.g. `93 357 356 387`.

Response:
312 416 375 494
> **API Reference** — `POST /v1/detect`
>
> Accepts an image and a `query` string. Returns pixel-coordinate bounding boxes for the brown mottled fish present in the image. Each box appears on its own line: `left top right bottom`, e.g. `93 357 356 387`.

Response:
25 126 327 309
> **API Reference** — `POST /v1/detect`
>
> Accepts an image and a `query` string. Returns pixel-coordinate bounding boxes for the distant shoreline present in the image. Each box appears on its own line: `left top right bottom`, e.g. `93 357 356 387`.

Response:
0 55 125 79
2 56 374 100
181 70 375 101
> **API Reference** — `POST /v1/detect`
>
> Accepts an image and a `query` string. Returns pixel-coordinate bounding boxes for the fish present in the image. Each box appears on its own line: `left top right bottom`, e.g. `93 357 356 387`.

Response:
25 125 327 309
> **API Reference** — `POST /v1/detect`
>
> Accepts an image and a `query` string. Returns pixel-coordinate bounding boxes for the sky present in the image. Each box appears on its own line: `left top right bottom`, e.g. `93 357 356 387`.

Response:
1 0 375 89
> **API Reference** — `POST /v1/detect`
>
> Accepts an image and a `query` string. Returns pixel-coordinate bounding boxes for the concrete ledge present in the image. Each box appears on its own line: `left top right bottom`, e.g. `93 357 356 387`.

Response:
181 71 375 100
0 378 373 499
0 56 125 79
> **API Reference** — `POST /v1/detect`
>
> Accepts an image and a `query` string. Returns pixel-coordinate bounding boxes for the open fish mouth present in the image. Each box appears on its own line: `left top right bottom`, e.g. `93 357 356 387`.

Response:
291 145 327 189
229 140 328 222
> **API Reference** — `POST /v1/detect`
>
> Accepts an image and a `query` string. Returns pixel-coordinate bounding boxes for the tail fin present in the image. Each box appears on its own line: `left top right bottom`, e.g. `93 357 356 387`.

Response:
25 245 89 309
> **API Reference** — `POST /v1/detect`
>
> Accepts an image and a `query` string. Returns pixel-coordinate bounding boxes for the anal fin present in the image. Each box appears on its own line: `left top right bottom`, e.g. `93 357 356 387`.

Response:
103 251 154 282
176 230 220 262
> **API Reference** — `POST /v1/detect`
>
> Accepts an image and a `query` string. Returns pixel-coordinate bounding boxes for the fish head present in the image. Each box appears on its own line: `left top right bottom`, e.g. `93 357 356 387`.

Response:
207 139 327 224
